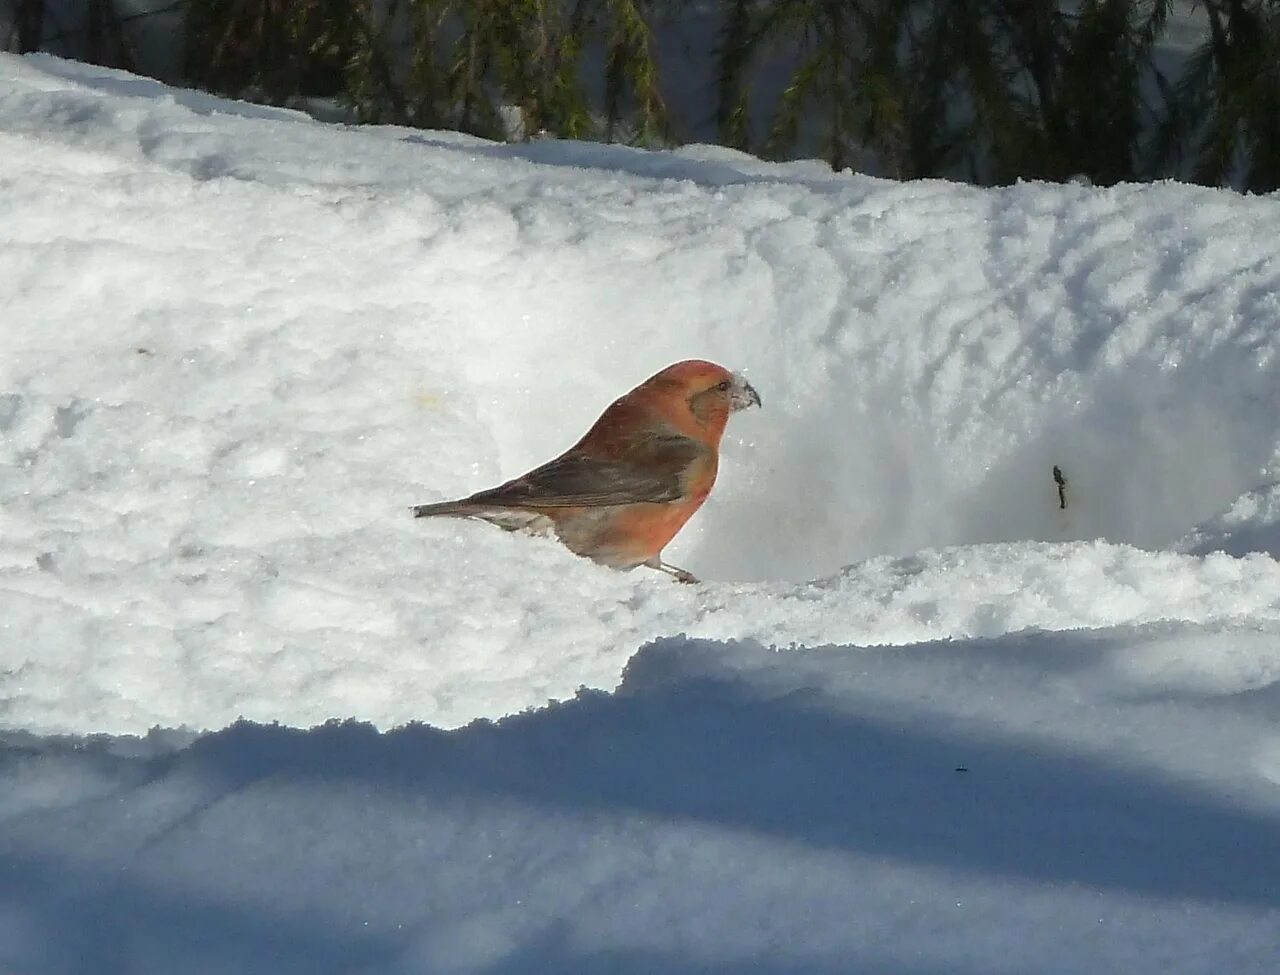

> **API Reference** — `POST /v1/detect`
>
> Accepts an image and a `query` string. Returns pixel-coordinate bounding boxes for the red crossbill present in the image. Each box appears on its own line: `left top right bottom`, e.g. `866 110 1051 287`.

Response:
413 359 761 582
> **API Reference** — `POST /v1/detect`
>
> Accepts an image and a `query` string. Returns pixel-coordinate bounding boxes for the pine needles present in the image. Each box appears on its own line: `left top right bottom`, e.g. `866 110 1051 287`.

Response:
13 0 1280 189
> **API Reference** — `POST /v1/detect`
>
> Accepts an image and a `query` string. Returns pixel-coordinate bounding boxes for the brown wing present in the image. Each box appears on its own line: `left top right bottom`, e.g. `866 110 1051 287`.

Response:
458 434 707 509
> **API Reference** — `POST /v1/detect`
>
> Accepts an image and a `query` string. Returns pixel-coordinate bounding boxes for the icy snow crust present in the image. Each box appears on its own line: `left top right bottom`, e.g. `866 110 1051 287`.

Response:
3 55 1280 973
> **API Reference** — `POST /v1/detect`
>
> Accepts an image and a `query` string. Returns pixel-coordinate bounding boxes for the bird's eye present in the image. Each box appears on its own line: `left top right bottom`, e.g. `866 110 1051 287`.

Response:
715 380 732 391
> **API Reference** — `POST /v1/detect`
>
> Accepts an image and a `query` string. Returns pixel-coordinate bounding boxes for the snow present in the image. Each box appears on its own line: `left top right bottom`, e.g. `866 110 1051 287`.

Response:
1180 482 1280 560
2 53 1280 972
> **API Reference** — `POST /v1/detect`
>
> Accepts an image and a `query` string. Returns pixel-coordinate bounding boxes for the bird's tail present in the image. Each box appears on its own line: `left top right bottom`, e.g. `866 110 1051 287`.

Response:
412 499 555 535
412 500 482 519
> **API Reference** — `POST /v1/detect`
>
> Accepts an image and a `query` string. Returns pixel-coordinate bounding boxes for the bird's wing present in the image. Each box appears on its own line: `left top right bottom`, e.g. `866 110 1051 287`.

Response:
463 434 707 508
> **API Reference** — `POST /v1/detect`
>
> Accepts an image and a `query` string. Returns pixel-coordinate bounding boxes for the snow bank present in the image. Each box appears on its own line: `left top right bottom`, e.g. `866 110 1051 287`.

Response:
5 53 1280 975
4 52 1280 737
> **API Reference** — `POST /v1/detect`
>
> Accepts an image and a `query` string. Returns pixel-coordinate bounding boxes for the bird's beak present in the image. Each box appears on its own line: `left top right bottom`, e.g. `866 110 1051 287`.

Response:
729 374 762 411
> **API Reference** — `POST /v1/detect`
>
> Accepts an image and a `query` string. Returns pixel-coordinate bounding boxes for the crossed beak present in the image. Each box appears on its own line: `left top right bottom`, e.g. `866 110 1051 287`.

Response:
729 374 762 411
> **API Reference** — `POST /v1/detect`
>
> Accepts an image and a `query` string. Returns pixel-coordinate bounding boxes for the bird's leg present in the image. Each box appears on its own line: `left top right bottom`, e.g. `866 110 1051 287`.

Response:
645 558 699 584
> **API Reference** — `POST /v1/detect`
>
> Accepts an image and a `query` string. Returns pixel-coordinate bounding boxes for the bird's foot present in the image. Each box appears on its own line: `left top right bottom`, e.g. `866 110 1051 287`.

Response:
647 559 699 584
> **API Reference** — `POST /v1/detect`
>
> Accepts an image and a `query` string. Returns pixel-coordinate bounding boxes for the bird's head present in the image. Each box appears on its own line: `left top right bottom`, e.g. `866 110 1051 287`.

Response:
643 359 761 440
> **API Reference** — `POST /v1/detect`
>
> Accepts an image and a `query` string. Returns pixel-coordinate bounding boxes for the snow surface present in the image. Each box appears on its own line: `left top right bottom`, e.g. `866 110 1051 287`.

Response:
2 53 1280 973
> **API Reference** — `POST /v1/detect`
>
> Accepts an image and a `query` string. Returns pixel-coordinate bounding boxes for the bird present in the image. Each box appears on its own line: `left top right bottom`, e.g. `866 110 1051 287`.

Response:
413 359 761 583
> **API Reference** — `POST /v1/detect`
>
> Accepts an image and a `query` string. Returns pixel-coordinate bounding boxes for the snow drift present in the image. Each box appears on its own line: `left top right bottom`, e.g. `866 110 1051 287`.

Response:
4 52 1280 975
4 54 1280 735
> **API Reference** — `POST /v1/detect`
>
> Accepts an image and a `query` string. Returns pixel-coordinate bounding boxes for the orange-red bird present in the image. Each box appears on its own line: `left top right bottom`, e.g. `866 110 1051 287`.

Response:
413 360 761 582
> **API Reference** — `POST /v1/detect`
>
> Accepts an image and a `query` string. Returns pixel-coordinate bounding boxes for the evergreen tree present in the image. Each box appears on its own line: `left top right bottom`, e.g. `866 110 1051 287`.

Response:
898 0 1023 180
159 0 1275 191
899 0 1171 185
12 0 46 53
714 0 757 150
1160 0 1280 191
182 0 364 105
85 0 137 72
739 0 909 172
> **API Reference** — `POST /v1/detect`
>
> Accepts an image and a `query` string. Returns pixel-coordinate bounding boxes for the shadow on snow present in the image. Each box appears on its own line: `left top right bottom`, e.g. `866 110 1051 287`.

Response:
3 632 1279 973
